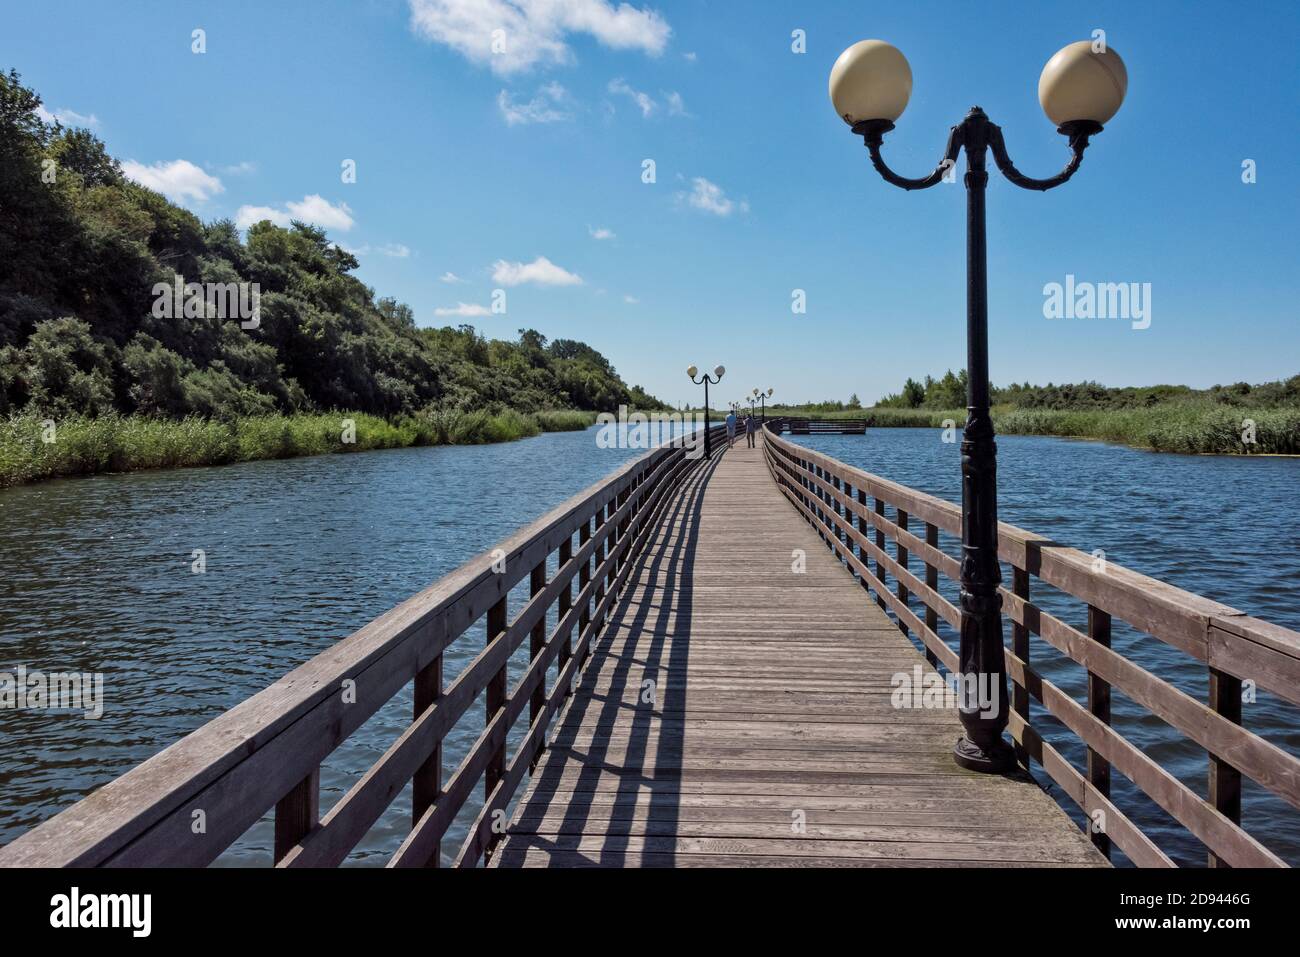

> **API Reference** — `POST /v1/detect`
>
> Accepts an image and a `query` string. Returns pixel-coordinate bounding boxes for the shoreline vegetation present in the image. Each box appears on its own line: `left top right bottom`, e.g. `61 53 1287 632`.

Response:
766 371 1300 456
0 408 598 489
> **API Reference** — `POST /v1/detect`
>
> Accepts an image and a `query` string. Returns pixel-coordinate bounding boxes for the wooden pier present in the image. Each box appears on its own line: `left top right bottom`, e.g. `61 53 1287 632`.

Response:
493 443 1102 866
1 424 1297 869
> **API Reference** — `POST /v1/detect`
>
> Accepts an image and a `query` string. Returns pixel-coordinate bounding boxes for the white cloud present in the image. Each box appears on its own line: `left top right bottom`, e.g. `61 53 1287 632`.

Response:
221 161 257 175
36 105 100 128
286 194 355 231
605 80 687 119
440 271 465 283
491 255 582 287
682 176 748 217
434 301 492 317
682 51 696 62
237 205 292 229
623 294 639 304
498 82 573 125
235 194 355 232
122 159 224 203
379 243 412 258
588 225 615 240
608 77 655 117
408 0 671 76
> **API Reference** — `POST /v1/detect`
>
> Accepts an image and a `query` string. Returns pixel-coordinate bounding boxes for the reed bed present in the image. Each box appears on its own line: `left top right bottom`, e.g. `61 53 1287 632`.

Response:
0 408 602 488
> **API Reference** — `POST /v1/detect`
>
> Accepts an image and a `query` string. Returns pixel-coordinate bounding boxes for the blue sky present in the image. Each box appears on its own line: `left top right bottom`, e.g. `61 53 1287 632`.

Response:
5 0 1298 406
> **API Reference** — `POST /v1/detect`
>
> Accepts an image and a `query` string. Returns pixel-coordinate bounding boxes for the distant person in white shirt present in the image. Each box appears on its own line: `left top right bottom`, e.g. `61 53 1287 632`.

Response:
745 413 757 448
725 410 737 448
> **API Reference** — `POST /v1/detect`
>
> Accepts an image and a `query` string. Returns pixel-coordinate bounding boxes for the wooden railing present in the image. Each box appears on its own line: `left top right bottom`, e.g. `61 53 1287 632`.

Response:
763 423 1300 868
0 425 726 868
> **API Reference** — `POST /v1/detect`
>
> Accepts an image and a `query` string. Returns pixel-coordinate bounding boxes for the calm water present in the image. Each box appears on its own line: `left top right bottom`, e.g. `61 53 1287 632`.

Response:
1 424 1296 866
0 426 669 865
790 428 1300 866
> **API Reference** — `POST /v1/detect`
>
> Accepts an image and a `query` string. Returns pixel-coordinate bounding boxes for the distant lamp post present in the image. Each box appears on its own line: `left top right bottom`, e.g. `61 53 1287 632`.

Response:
687 364 725 458
828 39 1125 772
754 387 773 423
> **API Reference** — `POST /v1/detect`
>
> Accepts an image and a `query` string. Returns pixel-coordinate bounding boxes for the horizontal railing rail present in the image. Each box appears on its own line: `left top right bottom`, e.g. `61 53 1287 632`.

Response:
0 425 726 868
763 423 1300 868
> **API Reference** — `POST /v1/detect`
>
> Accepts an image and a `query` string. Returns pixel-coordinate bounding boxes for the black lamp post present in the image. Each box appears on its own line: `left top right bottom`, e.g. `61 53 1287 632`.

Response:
829 39 1126 772
687 364 725 458
753 388 773 423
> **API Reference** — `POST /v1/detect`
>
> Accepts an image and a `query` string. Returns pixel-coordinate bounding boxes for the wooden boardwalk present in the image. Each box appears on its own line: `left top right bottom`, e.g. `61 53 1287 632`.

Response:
6 425 1295 869
494 437 1106 867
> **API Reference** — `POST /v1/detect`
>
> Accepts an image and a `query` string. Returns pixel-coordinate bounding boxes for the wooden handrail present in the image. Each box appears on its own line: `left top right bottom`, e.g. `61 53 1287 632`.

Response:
0 425 726 868
763 423 1300 868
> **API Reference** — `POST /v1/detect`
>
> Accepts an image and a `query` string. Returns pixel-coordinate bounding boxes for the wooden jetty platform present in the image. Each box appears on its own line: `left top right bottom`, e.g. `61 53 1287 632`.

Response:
777 416 868 434
493 443 1103 867
2 423 1297 869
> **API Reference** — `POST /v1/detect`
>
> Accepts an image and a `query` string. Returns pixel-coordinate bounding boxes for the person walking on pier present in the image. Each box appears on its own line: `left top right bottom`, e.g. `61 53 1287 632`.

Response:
725 409 737 449
745 412 757 448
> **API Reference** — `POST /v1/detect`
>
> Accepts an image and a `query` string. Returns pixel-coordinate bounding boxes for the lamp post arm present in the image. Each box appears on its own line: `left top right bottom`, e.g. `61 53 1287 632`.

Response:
853 120 962 192
988 120 1102 192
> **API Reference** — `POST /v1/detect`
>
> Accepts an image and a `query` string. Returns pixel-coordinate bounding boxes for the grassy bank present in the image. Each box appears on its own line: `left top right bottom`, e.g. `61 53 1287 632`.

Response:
779 404 1300 455
0 408 598 489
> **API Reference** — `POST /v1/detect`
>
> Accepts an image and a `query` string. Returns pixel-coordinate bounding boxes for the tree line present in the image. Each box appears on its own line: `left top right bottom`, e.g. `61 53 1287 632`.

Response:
0 70 664 422
875 370 1300 411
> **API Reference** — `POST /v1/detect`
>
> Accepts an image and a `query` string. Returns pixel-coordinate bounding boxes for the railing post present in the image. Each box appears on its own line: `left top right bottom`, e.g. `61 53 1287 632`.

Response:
812 464 823 534
615 486 631 588
274 767 319 864
485 596 508 803
593 508 608 643
1010 567 1030 770
413 652 443 866
806 459 816 526
843 480 853 556
830 474 842 560
579 518 592 662
625 473 642 567
558 536 573 697
802 458 813 523
896 509 910 637
857 488 870 597
529 560 547 767
924 523 939 667
1087 604 1112 860
873 497 887 612
1208 665 1243 868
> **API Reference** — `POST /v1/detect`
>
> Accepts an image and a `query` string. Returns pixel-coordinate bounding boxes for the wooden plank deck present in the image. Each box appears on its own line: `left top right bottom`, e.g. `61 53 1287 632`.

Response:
492 436 1107 868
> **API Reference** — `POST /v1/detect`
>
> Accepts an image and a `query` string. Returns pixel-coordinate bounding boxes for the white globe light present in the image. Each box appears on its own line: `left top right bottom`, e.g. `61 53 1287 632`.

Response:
1038 41 1127 126
829 40 912 125
686 365 698 378
714 365 725 378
